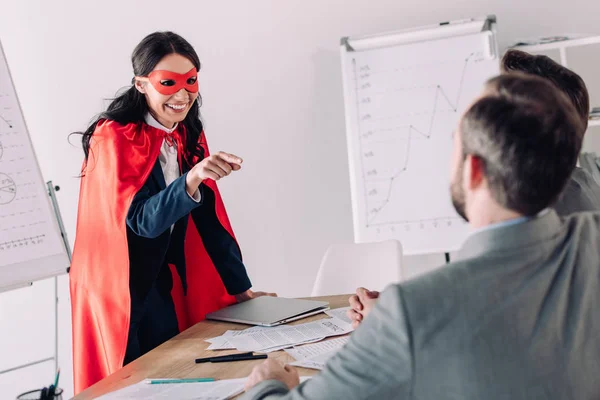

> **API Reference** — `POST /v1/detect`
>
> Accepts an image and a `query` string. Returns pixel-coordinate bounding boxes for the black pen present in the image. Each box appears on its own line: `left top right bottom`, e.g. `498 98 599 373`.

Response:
195 352 253 364
210 353 267 363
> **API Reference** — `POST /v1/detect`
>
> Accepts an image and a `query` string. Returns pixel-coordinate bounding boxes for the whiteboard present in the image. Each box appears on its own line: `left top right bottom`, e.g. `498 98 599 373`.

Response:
341 20 500 255
0 40 69 291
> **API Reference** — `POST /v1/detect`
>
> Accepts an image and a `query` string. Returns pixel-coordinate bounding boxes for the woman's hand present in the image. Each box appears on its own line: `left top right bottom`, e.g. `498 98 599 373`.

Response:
235 289 277 303
186 151 243 196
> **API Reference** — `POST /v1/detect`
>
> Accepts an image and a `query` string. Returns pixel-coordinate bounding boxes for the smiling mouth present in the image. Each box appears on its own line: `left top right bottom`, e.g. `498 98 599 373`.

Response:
165 103 188 111
166 103 188 111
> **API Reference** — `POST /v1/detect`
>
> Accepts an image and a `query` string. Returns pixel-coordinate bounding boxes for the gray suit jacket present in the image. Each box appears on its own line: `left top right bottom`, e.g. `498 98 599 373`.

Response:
243 210 600 399
554 168 600 215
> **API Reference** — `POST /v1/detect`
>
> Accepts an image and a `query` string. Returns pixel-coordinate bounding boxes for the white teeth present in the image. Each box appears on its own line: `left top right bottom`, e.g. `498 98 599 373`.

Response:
166 104 187 110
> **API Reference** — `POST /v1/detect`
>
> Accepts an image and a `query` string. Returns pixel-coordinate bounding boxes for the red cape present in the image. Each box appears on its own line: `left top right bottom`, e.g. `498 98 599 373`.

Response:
70 120 237 394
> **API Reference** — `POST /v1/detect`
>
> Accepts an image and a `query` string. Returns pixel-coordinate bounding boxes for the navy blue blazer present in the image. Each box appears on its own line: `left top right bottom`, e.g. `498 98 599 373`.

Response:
125 160 252 303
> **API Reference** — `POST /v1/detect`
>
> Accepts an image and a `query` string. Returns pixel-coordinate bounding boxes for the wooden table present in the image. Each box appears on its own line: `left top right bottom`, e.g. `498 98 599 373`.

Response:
74 295 349 399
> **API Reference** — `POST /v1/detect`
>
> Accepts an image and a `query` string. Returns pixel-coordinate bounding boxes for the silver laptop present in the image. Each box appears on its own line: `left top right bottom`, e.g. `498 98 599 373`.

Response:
206 296 330 327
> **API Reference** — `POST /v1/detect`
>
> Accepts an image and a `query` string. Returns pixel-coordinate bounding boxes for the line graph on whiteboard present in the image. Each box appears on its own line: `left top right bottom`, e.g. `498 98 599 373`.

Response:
343 32 499 254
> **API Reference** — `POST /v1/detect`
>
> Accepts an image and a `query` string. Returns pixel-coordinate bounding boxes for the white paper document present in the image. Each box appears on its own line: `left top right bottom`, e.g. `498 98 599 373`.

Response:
255 337 326 353
286 337 350 370
289 356 331 370
207 338 234 351
206 326 271 350
325 307 352 325
227 318 353 352
96 378 246 400
208 336 325 353
285 337 350 360
206 326 270 343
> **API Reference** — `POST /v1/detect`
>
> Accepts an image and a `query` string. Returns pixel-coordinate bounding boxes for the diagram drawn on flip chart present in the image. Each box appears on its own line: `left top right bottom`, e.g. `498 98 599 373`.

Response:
0 40 69 290
341 23 499 255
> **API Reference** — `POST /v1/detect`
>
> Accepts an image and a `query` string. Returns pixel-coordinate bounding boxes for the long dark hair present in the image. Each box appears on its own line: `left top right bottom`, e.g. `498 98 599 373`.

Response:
74 31 204 168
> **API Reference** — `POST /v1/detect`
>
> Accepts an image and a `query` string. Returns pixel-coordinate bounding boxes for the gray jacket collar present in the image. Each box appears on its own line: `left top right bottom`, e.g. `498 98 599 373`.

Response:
458 210 562 260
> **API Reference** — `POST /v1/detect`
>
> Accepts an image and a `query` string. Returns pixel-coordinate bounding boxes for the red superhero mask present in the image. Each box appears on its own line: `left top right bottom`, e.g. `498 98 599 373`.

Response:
147 68 199 95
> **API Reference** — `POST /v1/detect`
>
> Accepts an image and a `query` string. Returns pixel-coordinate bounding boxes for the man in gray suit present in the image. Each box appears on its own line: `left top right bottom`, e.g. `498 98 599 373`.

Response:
501 49 600 215
242 73 600 399
347 48 600 330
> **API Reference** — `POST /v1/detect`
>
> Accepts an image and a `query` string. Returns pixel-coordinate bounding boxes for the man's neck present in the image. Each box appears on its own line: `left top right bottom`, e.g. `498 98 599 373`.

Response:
467 201 524 230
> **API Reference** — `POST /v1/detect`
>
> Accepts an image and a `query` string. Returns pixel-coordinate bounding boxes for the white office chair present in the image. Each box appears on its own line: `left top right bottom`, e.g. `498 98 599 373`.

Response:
311 240 403 296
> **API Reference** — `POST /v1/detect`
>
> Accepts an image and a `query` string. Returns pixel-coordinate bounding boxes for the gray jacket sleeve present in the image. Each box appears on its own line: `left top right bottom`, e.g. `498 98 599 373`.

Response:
241 285 414 400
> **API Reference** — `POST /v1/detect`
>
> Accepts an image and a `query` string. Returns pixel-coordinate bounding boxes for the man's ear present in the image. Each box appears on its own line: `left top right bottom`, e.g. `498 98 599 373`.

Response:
134 78 147 94
464 154 485 190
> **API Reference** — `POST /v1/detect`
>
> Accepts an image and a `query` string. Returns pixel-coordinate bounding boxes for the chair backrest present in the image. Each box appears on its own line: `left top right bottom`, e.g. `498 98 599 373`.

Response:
311 240 403 296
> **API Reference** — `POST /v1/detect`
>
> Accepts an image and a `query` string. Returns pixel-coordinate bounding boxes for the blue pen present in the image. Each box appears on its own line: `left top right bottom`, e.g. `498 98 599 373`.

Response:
148 378 215 384
54 368 60 388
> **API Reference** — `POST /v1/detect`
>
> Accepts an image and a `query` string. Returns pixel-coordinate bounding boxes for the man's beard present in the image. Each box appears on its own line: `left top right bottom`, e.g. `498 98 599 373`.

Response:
450 165 468 222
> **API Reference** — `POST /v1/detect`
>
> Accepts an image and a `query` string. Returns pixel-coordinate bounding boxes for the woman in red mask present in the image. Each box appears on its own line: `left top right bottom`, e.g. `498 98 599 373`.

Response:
69 31 274 394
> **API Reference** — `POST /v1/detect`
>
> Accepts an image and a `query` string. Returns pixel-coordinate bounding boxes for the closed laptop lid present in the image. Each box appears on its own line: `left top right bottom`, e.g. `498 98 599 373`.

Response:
206 296 329 326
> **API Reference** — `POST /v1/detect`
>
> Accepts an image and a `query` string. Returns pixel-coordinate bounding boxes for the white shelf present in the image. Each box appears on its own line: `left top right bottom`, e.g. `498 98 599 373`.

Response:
512 35 600 52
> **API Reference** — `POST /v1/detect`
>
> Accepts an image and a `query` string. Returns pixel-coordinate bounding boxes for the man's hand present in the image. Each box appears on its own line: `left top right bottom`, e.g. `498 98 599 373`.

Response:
235 289 277 303
245 359 300 391
346 287 380 328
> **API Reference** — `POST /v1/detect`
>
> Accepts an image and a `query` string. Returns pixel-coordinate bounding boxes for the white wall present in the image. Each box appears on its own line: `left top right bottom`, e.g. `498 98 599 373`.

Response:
1 0 600 398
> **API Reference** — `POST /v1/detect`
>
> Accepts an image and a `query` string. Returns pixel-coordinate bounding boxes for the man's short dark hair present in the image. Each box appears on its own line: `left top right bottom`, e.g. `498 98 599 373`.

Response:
460 73 584 216
501 49 590 131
